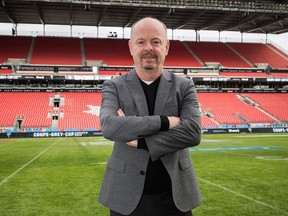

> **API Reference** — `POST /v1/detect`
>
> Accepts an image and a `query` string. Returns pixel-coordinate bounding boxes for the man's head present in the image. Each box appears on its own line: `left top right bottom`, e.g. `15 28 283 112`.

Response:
129 17 170 79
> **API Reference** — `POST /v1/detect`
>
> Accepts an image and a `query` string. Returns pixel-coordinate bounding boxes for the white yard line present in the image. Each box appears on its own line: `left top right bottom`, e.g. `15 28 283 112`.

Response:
91 162 107 165
0 138 62 187
198 177 288 215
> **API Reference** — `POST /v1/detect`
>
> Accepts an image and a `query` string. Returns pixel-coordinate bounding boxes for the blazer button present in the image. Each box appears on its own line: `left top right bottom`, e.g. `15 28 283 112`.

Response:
140 170 145 175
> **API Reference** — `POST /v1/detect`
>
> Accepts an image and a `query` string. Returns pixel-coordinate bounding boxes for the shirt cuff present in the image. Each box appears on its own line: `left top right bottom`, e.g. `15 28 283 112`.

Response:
160 116 169 131
137 138 148 150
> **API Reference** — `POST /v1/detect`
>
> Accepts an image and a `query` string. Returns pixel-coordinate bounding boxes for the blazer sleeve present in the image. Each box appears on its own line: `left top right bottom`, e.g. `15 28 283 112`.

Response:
100 79 162 142
145 79 202 161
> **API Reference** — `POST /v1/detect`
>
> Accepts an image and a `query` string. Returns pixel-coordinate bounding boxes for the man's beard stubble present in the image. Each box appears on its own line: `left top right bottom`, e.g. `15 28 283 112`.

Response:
141 52 158 71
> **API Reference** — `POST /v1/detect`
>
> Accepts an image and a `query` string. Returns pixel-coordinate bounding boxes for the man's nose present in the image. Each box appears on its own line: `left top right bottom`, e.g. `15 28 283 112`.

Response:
144 42 153 51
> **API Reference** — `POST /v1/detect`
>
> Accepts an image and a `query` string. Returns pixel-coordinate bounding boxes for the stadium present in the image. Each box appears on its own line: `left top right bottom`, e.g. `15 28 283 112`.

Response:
0 0 288 215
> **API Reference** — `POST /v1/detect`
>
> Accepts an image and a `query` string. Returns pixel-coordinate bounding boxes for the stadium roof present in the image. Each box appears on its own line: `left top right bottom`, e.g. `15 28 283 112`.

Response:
1 0 288 34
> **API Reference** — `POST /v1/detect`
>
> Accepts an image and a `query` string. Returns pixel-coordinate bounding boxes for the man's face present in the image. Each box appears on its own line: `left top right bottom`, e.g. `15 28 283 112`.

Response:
129 19 169 72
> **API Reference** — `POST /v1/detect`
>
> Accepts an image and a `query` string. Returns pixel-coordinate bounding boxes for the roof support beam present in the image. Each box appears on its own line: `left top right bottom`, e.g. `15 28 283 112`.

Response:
199 13 233 30
159 8 175 21
97 6 108 27
271 28 288 34
34 3 45 24
0 2 16 24
173 11 205 29
221 13 264 32
124 8 141 28
268 21 288 34
69 3 73 26
244 15 288 33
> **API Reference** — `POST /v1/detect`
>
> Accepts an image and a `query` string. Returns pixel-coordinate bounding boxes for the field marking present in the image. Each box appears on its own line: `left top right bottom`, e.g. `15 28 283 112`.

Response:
81 142 113 146
91 162 107 165
256 156 288 161
236 134 288 138
197 177 288 215
200 139 234 143
99 138 109 141
0 138 62 187
190 146 281 152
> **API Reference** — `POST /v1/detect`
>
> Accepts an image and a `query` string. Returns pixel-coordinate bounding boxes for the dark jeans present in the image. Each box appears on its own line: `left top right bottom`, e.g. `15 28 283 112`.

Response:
110 190 192 216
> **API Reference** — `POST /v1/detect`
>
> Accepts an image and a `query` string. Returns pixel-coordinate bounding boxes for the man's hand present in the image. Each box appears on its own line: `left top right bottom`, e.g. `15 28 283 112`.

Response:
126 140 138 148
118 108 138 148
167 116 181 129
117 108 125 117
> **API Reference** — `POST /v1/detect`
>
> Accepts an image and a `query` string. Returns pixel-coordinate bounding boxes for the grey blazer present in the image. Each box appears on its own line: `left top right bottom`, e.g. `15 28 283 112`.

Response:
98 69 202 215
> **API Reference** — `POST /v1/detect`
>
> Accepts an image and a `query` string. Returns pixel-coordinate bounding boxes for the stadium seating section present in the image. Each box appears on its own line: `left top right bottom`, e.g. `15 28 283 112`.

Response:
30 37 83 65
57 92 101 131
0 36 287 70
0 36 287 131
228 43 288 69
219 72 269 77
0 92 54 128
0 92 287 131
164 41 202 67
244 93 288 122
186 42 252 68
0 36 32 64
0 92 101 131
198 93 288 126
84 38 133 66
0 68 13 74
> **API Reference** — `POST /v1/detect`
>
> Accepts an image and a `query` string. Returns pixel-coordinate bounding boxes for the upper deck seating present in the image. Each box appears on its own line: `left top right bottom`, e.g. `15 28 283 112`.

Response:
84 38 133 66
30 37 82 65
228 43 288 69
0 36 31 64
164 41 202 67
186 42 251 68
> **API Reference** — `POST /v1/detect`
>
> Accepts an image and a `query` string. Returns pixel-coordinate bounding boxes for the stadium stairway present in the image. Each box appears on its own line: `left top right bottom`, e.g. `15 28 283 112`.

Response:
266 44 288 61
26 37 36 64
237 94 282 123
241 93 288 122
228 42 288 69
186 42 252 68
181 42 204 66
80 39 87 65
225 43 254 67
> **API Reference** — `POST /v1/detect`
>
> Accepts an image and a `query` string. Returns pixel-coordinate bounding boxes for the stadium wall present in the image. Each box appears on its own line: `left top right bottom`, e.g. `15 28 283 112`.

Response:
1 127 288 139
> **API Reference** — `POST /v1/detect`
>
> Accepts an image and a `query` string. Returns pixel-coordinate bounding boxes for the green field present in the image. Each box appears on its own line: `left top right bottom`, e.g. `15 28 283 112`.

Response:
0 134 287 216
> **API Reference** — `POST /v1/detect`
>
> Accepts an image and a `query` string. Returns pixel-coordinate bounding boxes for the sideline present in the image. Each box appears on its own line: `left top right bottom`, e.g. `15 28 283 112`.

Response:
0 138 62 187
197 177 288 215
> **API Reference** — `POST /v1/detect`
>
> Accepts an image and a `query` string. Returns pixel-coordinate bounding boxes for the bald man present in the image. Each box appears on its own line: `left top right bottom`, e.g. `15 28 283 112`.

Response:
98 17 202 216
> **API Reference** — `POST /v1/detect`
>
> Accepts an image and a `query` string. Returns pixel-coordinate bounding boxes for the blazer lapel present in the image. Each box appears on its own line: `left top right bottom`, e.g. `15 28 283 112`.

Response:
126 69 149 116
154 70 173 115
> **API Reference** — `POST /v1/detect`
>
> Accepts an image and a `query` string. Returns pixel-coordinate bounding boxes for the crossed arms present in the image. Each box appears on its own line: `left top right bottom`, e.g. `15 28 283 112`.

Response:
100 78 201 161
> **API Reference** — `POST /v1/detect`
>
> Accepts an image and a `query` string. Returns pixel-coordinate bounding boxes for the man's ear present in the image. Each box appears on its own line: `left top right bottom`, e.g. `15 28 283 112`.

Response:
128 40 133 56
166 40 170 56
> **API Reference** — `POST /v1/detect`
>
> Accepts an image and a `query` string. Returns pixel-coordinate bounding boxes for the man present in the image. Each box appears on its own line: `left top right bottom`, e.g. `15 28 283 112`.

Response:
99 17 202 216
